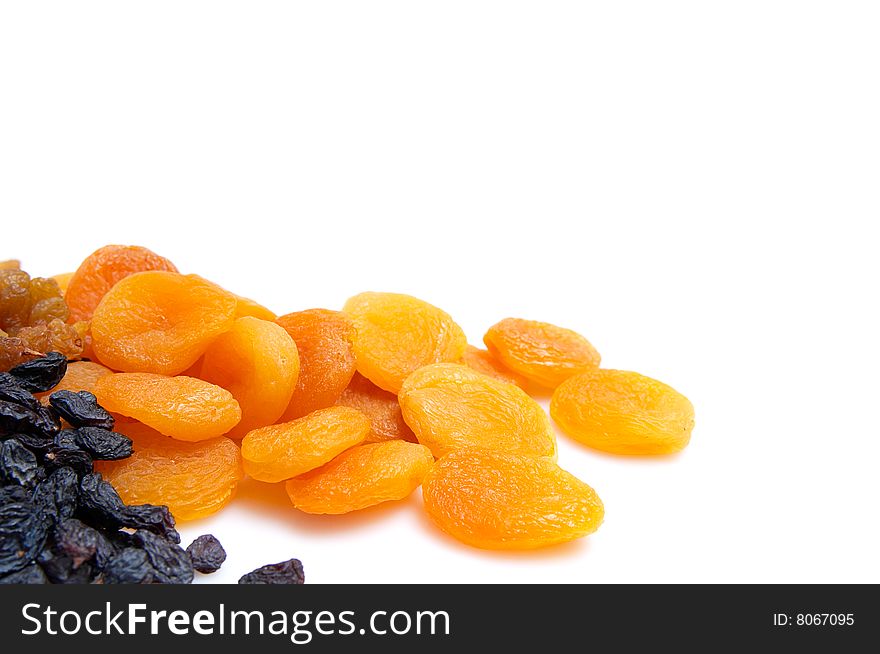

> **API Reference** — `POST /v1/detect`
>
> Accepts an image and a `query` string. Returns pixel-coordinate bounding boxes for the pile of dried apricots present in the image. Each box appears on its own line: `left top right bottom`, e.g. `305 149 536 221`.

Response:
2 245 695 551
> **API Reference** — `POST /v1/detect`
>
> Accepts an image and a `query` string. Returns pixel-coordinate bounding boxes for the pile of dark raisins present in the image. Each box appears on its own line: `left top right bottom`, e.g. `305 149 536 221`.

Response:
1 352 304 584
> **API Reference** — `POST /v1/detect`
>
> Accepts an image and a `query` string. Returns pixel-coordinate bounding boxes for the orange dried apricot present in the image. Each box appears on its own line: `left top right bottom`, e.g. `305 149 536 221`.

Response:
96 422 243 520
65 245 178 322
234 294 277 321
275 309 357 421
398 363 556 459
37 360 113 400
94 372 241 441
461 345 528 388
241 406 369 483
91 271 236 375
422 448 604 550
550 369 694 455
335 372 416 443
285 441 434 514
343 292 466 393
199 316 300 439
484 318 600 388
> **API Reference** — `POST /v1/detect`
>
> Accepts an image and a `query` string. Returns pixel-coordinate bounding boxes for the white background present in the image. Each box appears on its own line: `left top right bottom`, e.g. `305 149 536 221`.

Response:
2 2 878 583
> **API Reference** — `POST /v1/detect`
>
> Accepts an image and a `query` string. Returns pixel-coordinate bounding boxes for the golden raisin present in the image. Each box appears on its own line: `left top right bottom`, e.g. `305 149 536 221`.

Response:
484 318 600 388
96 422 243 520
90 271 236 375
550 369 694 455
95 372 242 441
199 316 300 439
65 245 178 322
461 345 528 388
398 363 556 459
335 372 416 443
275 309 357 421
0 260 21 270
241 406 369 483
285 441 434 514
343 292 467 393
422 448 604 550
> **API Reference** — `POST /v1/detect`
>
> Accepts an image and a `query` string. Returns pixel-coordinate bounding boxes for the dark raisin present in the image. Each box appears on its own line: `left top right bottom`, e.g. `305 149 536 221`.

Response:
43 444 93 477
52 518 101 568
31 467 79 527
0 562 48 584
40 552 94 584
186 534 226 574
78 473 178 542
238 558 305 585
1 399 58 438
71 426 132 460
11 432 53 455
8 352 67 393
132 530 193 584
0 372 42 410
49 391 115 430
121 504 179 543
102 547 154 584
1 438 43 487
0 487 48 575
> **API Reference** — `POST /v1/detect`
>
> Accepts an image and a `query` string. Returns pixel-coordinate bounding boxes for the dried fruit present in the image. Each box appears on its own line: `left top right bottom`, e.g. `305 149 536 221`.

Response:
422 448 604 550
550 369 694 455
90 271 236 376
0 486 47 574
461 345 528 388
234 294 276 321
49 390 115 429
0 260 20 271
238 558 304 584
102 548 154 584
0 563 49 584
66 426 132 460
132 529 194 584
199 316 299 439
8 351 68 393
343 292 467 393
1 439 42 488
0 320 86 371
484 318 601 388
242 406 369 483
51 272 74 296
186 534 226 573
94 372 241 441
36 361 113 401
398 363 556 459
65 245 178 322
285 440 434 514
335 372 416 443
96 422 243 520
275 309 357 421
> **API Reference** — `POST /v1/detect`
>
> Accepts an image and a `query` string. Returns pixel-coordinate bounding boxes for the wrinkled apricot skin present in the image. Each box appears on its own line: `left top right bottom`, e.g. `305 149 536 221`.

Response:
91 271 236 375
275 309 357 421
285 441 434 514
241 406 370 483
234 294 276 321
335 372 416 443
65 245 178 322
399 363 556 459
96 422 243 521
343 292 467 393
200 317 300 439
551 369 694 455
422 448 604 550
484 318 601 388
461 345 528 388
95 372 242 442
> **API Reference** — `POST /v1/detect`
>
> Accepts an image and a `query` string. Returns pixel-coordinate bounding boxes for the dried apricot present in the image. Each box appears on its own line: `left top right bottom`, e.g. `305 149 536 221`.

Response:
484 318 600 388
91 271 236 375
343 292 466 393
234 294 276 321
37 361 113 400
51 272 74 295
422 448 604 550
285 441 434 514
96 422 243 520
241 406 369 482
275 309 357 421
94 372 241 441
399 363 556 459
335 372 416 443
65 245 178 322
461 345 528 388
199 317 300 439
550 369 694 455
